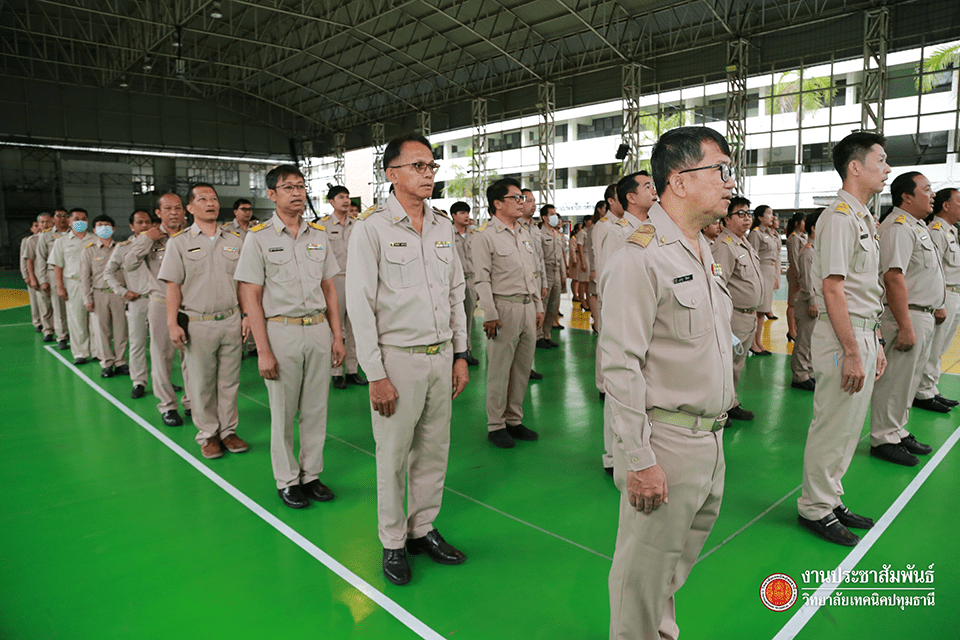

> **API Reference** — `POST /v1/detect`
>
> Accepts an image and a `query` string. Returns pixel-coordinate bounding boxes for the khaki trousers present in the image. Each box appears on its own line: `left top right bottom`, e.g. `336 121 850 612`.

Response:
790 302 817 383
485 299 536 431
541 279 561 341
28 287 40 327
148 300 191 414
871 308 935 447
36 287 54 336
798 321 878 520
264 321 332 489
126 297 149 387
185 314 242 445
331 274 358 376
463 279 477 353
372 344 452 548
93 289 128 369
609 424 724 640
64 278 92 359
917 290 960 400
731 309 757 404
52 283 69 340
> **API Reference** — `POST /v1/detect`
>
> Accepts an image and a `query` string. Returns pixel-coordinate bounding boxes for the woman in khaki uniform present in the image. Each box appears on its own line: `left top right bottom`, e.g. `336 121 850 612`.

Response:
785 212 807 341
748 205 780 354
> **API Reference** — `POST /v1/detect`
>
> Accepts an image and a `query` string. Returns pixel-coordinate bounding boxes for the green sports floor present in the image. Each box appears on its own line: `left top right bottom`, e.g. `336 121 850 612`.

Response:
1 270 957 640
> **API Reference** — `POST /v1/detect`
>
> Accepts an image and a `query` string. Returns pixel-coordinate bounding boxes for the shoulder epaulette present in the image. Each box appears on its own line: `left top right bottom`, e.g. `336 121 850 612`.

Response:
722 236 734 245
171 229 187 238
41 228 52 234
116 240 130 246
84 241 96 248
250 221 269 232
894 214 908 225
432 206 451 220
357 205 379 221
930 220 943 231
627 224 655 248
615 218 629 227
226 229 241 237
835 202 852 215
477 221 489 232
220 221 229 227
307 221 325 231
599 216 608 223
320 214 332 222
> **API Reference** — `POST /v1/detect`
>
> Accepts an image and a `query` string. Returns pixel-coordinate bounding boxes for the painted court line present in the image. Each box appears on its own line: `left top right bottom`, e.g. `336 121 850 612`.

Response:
239 391 614 561
772 421 960 640
48 347 444 640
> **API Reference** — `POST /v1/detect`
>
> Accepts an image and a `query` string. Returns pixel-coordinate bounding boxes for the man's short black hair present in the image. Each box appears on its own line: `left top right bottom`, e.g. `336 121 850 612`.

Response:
651 127 731 195
450 201 471 215
933 188 958 216
832 131 886 180
486 177 522 215
129 209 150 225
603 183 618 206
232 198 252 210
326 185 349 201
806 208 823 233
92 214 115 227
265 164 305 191
726 196 751 216
187 182 218 205
540 204 556 218
69 207 88 217
616 171 651 210
383 132 433 171
891 171 922 207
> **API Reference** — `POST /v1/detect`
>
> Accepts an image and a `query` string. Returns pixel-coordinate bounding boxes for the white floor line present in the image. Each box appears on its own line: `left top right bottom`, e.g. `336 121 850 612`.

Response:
0 321 34 328
240 391 614 561
48 347 444 640
772 421 960 640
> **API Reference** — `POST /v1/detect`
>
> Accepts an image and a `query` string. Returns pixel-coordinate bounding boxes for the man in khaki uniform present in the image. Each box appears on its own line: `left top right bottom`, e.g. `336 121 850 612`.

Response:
452 201 481 366
105 210 154 399
20 221 42 332
236 165 345 509
712 196 762 423
473 177 544 449
223 198 257 242
916 187 960 409
24 213 55 341
321 185 366 389
590 184 623 403
797 131 889 547
600 127 735 640
50 208 94 365
869 172 941 466
160 183 248 460
80 215 129 378
790 211 820 391
36 208 71 349
124 194 192 426
539 205 564 347
346 133 469 587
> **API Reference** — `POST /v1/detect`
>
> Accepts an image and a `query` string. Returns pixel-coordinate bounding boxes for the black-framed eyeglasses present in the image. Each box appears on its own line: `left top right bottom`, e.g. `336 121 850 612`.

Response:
730 210 751 218
501 194 525 204
389 161 440 174
679 162 733 182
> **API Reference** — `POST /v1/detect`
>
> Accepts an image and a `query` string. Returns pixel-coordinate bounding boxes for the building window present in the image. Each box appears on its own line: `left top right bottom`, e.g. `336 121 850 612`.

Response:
188 160 240 186
577 163 620 187
129 157 155 195
886 131 949 166
578 115 623 140
249 166 266 197
801 143 832 172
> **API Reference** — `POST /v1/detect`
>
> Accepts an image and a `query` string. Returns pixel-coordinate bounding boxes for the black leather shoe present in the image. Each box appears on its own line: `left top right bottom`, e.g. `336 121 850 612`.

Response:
599 391 606 402
302 479 335 502
161 410 184 427
870 443 919 467
798 513 859 546
114 364 130 376
332 375 348 390
529 369 543 380
383 548 411 585
833 505 875 530
548 339 560 348
506 423 538 441
43 334 54 343
465 353 480 366
536 338 553 349
912 396 951 413
184 408 192 418
791 378 816 392
488 428 515 448
935 393 959 407
406 529 466 565
345 372 368 386
57 339 69 350
900 434 933 455
722 417 733 429
131 384 145 399
728 405 754 421
73 357 88 365
604 466 613 477
100 367 114 378
278 485 309 509
553 324 564 330
766 313 779 320
172 385 184 392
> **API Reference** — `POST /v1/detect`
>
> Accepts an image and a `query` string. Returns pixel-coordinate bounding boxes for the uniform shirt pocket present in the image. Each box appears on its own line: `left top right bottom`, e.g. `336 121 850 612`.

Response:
265 250 297 283
672 280 708 340
854 237 873 273
304 246 326 279
385 245 418 288
434 244 453 285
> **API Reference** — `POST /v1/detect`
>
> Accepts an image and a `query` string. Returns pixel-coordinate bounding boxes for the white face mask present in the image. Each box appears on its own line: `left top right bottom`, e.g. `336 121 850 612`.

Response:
95 226 114 239
732 332 745 357
548 214 559 227
72 220 88 233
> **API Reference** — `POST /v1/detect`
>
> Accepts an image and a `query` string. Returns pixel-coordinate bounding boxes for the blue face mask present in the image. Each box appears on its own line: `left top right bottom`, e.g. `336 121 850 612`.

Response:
72 220 88 233
95 226 114 239
548 214 560 227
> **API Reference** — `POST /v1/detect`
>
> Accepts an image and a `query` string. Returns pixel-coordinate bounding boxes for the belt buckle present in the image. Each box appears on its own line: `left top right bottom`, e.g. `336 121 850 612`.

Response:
214 313 224 321
426 344 440 355
303 317 313 326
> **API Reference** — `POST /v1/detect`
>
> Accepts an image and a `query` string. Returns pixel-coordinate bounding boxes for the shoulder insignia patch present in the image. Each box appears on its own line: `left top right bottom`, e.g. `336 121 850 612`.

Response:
894 214 907 225
599 216 608 223
931 220 943 231
722 236 734 245
220 221 229 227
250 222 269 233
320 214 332 222
42 228 52 234
627 224 655 248
116 240 129 246
171 229 187 238
357 205 379 221
226 229 241 237
615 218 629 227
477 221 489 232
307 221 325 231
835 202 852 215
84 241 96 248
432 206 451 219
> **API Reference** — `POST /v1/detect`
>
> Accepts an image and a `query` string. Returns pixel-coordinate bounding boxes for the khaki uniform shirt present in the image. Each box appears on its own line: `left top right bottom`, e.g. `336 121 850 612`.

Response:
49 231 92 281
22 234 40 279
345 194 468 381
599 202 735 472
540 226 564 285
591 216 615 281
796 241 816 307
455 227 476 279
877 207 945 309
104 240 145 298
80 238 118 305
749 226 780 266
234 213 340 319
581 225 593 274
122 225 181 299
712 227 763 310
36 228 68 285
519 219 547 286
222 218 257 245
158 223 243 315
19 235 34 281
928 218 960 287
473 215 544 319
320 213 354 276
812 190 884 320
787 232 805 271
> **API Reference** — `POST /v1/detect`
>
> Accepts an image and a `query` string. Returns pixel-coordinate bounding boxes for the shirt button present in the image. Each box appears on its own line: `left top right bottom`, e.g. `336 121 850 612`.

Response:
631 457 638 463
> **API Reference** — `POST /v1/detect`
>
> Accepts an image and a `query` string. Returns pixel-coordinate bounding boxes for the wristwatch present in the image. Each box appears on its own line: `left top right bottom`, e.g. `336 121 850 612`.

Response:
453 351 468 361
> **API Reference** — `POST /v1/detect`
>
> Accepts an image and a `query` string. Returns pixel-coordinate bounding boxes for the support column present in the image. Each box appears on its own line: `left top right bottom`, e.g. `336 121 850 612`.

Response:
333 132 346 186
471 98 488 215
371 123 386 206
621 64 642 175
417 111 432 139
726 38 749 194
861 8 888 215
538 82 556 207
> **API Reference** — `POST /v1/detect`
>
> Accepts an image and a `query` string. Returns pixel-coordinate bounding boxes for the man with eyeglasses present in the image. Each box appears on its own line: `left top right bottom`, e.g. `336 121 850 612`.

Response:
600 127 735 640
224 198 257 242
321 185 367 390
35 208 72 349
473 177 544 449
237 165 346 509
346 132 469 586
711 196 763 425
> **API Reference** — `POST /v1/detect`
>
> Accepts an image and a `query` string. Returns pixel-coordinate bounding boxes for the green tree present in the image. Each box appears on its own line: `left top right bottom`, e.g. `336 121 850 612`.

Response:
919 43 960 92
444 146 501 198
766 72 836 120
622 109 686 172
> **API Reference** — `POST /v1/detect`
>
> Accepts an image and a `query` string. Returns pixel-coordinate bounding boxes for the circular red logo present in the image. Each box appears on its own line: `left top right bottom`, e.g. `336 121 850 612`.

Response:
760 573 798 612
